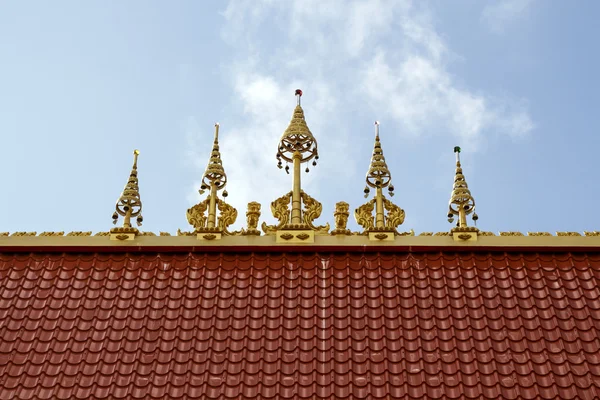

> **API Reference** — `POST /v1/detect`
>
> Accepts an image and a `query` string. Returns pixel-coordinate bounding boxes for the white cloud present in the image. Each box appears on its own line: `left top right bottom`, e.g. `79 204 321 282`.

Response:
481 0 535 33
184 0 534 230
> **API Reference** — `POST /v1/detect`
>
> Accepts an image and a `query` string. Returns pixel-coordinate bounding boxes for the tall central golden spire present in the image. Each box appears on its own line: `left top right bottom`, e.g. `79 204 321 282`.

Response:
263 90 329 241
355 122 405 240
277 89 319 225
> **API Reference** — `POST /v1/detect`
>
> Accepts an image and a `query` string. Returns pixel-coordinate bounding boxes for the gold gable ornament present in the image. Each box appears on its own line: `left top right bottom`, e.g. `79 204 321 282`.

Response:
187 123 238 240
110 150 143 241
448 146 479 241
262 90 330 243
355 122 405 241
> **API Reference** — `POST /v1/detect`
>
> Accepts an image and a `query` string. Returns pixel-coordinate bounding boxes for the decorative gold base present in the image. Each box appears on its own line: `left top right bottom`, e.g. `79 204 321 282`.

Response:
276 230 314 243
331 229 352 236
451 227 479 242
110 227 139 241
196 232 222 241
368 231 395 241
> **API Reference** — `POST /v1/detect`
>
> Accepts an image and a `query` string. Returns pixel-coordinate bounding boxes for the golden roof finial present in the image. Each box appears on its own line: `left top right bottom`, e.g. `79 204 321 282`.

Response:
200 123 228 198
363 121 394 198
186 123 237 239
263 90 329 239
276 89 319 172
448 146 478 228
355 122 404 239
112 150 143 229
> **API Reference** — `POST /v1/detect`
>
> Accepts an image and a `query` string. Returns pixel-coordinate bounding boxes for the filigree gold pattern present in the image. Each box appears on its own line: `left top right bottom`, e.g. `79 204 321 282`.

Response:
262 192 292 234
458 234 472 240
500 232 525 236
584 231 600 236
434 232 451 236
296 233 310 240
383 197 405 231
301 191 329 233
67 231 92 237
355 200 375 232
419 232 434 236
480 231 495 236
0 232 8 237
557 232 582 236
95 232 110 237
398 230 415 236
39 232 64 237
217 199 238 235
374 233 389 240
11 232 37 236
115 234 129 241
528 232 552 236
186 200 209 231
160 232 172 236
203 234 217 240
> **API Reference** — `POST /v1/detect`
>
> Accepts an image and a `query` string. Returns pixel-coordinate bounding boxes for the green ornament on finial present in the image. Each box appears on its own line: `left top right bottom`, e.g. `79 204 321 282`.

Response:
454 146 461 153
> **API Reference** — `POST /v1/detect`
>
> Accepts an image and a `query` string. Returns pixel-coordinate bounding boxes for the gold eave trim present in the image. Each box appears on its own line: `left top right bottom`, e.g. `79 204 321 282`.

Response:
1 234 600 249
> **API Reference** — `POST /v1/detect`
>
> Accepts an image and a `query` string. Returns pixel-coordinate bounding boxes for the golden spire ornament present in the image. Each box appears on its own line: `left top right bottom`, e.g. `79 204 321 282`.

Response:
355 122 405 241
110 150 143 240
263 89 329 243
186 123 238 240
448 146 479 241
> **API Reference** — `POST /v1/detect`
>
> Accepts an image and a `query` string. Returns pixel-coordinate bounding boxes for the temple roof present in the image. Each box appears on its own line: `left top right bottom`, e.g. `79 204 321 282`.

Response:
1 249 600 399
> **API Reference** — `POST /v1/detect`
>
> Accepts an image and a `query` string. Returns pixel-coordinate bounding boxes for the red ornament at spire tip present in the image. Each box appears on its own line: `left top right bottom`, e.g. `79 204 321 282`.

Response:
295 89 303 97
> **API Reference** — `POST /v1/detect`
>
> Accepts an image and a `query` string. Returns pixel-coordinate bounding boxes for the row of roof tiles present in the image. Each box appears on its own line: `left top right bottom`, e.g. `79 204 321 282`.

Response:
1 251 600 399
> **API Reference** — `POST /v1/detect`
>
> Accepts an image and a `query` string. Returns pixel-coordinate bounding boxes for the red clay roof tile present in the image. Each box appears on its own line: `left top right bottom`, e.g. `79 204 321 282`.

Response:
2 251 600 398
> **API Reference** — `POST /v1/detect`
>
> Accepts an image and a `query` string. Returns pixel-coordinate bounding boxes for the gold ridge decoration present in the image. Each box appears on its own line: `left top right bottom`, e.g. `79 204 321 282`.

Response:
331 202 352 235
355 122 405 237
110 150 143 239
263 90 328 237
301 191 329 232
234 202 262 236
447 146 478 231
187 123 237 238
262 192 292 234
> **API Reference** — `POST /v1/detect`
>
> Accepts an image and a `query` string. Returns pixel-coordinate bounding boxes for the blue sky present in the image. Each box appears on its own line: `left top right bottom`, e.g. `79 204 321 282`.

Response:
1 0 599 234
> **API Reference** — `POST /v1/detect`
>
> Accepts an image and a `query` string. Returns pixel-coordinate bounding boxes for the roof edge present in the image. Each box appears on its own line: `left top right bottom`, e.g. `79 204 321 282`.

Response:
1 234 599 253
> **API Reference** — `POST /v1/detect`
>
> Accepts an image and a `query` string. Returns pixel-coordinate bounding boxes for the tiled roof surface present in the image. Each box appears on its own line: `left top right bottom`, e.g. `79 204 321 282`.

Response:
1 251 600 399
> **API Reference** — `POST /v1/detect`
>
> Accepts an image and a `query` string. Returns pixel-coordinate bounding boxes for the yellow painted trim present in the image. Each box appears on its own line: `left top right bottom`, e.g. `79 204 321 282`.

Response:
1 233 600 248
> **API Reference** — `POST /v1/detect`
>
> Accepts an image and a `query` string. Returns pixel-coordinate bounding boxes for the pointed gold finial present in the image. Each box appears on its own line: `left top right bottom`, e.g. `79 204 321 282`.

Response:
448 146 479 241
110 150 143 240
200 123 228 197
264 90 329 241
355 122 404 240
187 124 237 240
